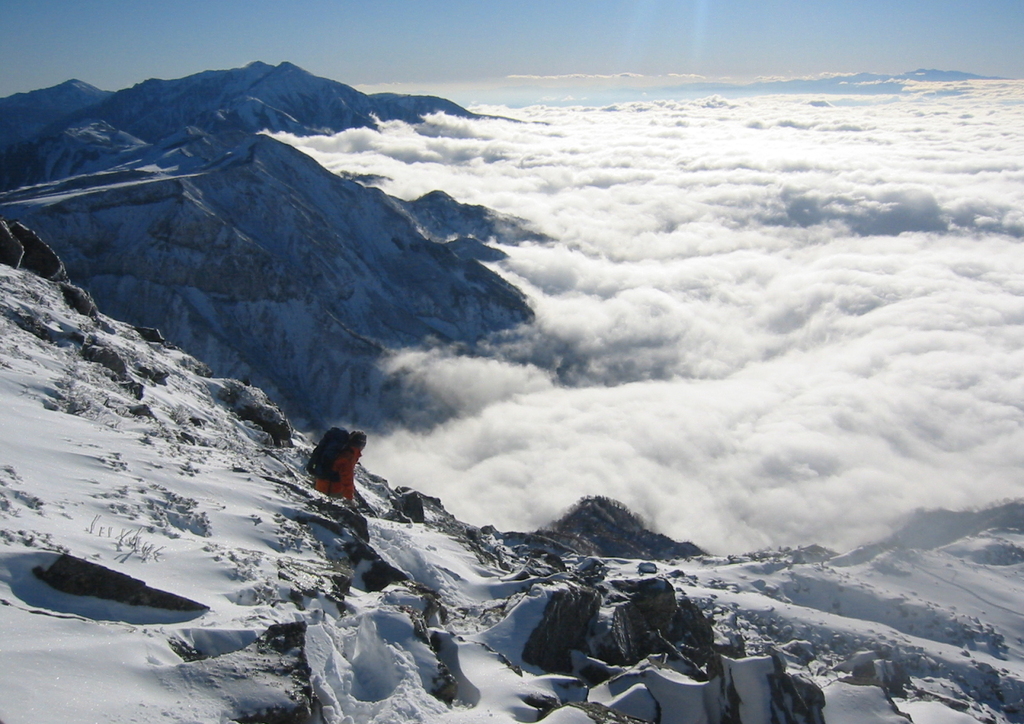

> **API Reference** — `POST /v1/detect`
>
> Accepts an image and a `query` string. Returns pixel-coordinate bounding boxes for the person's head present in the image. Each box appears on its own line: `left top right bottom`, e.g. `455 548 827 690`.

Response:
349 430 367 449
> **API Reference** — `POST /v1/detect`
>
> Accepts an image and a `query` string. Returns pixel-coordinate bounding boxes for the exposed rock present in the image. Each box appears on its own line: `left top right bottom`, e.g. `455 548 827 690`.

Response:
136 364 169 385
277 557 352 608
396 189 548 248
541 497 706 560
597 579 685 669
215 379 293 447
33 553 208 612
445 237 509 262
348 535 410 592
122 380 145 400
709 655 826 724
293 503 370 544
522 582 602 674
292 510 408 593
557 700 653 723
7 221 66 281
134 325 166 344
129 403 155 418
673 596 717 666
0 218 24 268
81 339 130 379
576 557 609 584
59 282 98 317
764 655 827 724
394 487 427 523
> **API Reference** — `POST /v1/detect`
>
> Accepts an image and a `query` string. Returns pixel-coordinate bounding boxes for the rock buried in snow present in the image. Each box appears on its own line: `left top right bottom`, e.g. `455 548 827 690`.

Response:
33 553 208 612
167 621 313 724
555 701 652 723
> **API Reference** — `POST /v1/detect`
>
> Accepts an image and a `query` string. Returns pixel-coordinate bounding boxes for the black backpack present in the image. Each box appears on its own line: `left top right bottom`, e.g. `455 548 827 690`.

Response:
306 427 350 481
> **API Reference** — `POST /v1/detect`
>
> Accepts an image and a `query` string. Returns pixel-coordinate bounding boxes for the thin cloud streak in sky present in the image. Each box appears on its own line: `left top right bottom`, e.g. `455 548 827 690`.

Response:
281 81 1024 553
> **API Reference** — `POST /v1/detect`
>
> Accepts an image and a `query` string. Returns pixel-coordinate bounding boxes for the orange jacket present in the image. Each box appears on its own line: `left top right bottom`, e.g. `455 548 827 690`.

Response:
315 447 361 500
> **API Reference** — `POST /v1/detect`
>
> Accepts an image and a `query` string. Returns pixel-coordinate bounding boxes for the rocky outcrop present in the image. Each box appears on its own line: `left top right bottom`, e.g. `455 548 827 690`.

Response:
291 509 409 593
214 379 294 447
0 218 66 281
0 217 24 267
542 496 706 560
522 582 603 674
396 189 549 247
33 553 208 612
595 578 709 671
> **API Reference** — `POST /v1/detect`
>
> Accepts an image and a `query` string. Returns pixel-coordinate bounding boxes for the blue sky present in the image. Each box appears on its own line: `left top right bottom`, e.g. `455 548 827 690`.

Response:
1 0 1022 101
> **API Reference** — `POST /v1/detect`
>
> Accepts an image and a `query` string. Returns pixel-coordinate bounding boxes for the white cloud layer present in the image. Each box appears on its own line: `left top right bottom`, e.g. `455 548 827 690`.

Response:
280 81 1024 553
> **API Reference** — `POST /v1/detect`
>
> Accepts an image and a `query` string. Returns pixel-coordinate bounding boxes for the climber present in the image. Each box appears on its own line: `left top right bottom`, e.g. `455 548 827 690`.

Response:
310 429 367 501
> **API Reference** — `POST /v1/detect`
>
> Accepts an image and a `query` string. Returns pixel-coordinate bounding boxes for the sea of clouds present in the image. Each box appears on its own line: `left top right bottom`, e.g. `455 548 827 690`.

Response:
281 80 1024 553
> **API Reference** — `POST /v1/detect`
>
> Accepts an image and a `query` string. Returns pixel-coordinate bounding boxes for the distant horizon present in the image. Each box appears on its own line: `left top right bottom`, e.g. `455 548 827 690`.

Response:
4 61 1016 110
2 0 1021 101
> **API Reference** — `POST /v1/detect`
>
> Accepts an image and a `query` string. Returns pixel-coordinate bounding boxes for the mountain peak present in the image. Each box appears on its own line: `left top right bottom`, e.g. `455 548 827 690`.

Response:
32 62 476 144
541 495 706 559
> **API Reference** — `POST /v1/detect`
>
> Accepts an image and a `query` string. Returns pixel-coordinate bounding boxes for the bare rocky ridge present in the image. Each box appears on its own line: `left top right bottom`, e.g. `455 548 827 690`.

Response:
541 496 706 560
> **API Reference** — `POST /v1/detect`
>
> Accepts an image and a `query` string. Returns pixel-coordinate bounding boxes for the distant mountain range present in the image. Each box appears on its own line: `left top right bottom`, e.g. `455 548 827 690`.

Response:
0 62 543 430
486 68 1008 107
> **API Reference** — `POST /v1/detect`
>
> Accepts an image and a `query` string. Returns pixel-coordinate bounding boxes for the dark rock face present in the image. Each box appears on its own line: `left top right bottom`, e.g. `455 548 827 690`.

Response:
521 582 602 674
597 578 684 667
395 488 427 523
59 282 99 317
81 340 131 379
0 217 69 282
7 221 66 281
674 596 717 666
396 189 548 248
347 536 410 592
593 578 714 677
766 660 827 724
761 655 827 724
134 325 166 344
33 553 208 612
542 496 706 560
0 218 24 268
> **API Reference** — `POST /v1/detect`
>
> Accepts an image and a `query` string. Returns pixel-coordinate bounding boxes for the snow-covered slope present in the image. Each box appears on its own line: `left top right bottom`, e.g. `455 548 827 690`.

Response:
0 65 542 429
0 79 111 149
36 61 475 145
3 239 1024 724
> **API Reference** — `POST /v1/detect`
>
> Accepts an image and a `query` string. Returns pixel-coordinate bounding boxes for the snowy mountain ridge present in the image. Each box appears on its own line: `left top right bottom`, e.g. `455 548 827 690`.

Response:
3 224 1024 723
0 63 544 430
0 79 112 149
